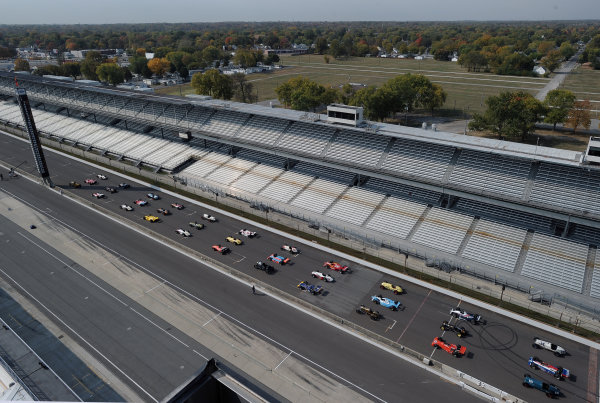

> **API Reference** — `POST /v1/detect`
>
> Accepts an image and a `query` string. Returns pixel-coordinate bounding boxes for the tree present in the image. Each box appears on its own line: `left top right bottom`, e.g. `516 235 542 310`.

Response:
13 58 30 72
469 91 545 141
191 69 232 100
433 49 451 61
458 51 488 72
201 46 221 66
265 54 280 65
147 57 170 76
543 89 576 130
129 56 152 78
315 37 328 54
96 63 125 86
567 100 591 133
275 76 337 111
496 53 535 76
559 42 575 60
231 73 257 103
80 51 104 80
61 62 80 78
233 50 257 68
541 50 562 73
349 86 392 121
420 83 447 115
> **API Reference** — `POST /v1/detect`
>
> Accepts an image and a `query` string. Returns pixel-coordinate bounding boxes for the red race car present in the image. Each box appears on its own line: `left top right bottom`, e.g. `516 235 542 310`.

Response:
432 337 466 357
84 178 97 185
323 261 349 273
212 244 230 254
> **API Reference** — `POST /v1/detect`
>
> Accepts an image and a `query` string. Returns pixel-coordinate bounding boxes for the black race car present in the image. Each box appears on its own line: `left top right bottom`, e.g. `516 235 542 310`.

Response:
254 261 274 274
440 321 467 338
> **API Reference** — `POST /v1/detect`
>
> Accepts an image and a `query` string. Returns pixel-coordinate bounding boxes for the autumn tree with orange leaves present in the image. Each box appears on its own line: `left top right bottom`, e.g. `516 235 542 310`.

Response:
147 57 170 76
567 100 591 133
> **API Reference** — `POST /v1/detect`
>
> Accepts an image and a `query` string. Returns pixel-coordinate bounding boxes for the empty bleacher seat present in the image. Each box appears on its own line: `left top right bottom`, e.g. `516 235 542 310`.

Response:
325 130 390 167
259 170 314 203
290 179 348 214
326 187 386 226
236 115 288 145
277 122 335 156
411 208 474 254
365 177 441 204
381 138 454 182
366 196 428 239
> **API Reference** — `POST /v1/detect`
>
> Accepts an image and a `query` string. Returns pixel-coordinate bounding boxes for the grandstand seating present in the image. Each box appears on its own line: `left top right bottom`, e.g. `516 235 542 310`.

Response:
259 170 314 204
571 224 600 247
590 254 600 299
411 208 473 254
326 187 386 226
325 130 390 167
365 177 441 204
205 157 258 186
202 110 249 138
520 233 587 293
180 107 213 131
236 115 288 144
449 150 530 198
290 178 348 214
365 196 427 239
461 219 527 272
530 163 600 215
236 149 287 167
292 161 356 184
381 138 454 182
277 122 335 156
230 164 284 194
179 151 231 178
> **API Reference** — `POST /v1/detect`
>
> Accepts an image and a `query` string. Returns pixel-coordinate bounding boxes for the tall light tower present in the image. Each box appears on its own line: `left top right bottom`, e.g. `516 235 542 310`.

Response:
15 79 53 187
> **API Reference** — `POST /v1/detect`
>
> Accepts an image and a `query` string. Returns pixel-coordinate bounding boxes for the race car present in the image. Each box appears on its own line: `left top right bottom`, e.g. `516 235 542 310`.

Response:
254 261 274 274
92 192 105 198
157 208 170 216
212 244 229 254
297 281 323 295
528 356 570 380
134 199 148 206
371 295 402 311
69 181 81 188
147 193 160 200
239 229 257 238
268 254 290 265
120 204 133 211
118 183 130 189
522 374 560 398
432 337 466 357
281 244 300 254
171 203 184 210
105 186 117 193
356 305 382 320
323 261 349 273
449 307 483 324
440 321 467 338
311 271 334 282
144 215 159 223
175 229 191 237
84 179 97 185
189 221 204 230
97 174 107 180
202 213 217 222
532 337 567 357
226 236 243 245
380 281 403 294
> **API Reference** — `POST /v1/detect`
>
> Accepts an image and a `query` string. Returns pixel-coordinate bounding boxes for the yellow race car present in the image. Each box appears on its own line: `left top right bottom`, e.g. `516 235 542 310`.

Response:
226 236 243 245
144 215 159 223
380 281 403 294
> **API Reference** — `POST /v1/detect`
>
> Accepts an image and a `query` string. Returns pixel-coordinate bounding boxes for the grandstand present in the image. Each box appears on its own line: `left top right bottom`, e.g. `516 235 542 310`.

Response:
1 71 600 312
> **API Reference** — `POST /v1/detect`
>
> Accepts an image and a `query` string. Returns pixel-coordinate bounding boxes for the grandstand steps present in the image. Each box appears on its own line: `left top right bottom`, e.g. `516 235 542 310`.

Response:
522 161 540 202
231 114 253 139
319 130 339 158
513 230 535 276
376 138 396 169
456 217 480 256
441 148 462 185
321 186 351 216
405 205 432 241
583 246 597 296
361 195 390 228
273 121 294 147
286 176 318 204
253 168 286 195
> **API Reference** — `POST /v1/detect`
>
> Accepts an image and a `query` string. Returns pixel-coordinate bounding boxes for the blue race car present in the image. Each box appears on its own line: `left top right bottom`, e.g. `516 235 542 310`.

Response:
268 254 291 265
297 281 323 295
371 295 401 311
528 357 570 380
522 374 560 398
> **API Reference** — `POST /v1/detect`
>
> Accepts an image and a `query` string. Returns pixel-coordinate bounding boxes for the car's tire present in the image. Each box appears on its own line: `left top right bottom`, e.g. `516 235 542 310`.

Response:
392 307 397 311
523 382 530 388
554 352 562 357
394 290 399 294
380 285 385 289
312 274 317 278
533 343 540 349
453 314 459 319
374 300 379 305
356 309 363 314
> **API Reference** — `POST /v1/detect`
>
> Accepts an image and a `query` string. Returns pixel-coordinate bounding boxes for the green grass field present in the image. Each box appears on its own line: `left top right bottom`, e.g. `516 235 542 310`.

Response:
561 65 600 120
157 55 551 115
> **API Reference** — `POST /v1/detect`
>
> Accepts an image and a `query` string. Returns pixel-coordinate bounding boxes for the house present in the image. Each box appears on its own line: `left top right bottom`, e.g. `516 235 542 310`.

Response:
533 66 546 76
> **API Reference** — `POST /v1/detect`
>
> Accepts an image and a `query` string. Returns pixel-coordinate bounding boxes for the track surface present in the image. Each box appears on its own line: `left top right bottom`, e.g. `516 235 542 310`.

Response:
0 131 598 402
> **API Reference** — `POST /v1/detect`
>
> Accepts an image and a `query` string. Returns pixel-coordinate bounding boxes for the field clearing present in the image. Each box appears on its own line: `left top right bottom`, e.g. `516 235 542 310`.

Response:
157 55 550 115
562 66 600 116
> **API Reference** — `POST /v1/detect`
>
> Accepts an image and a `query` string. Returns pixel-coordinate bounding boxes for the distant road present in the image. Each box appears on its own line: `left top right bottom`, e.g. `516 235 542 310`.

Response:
536 49 583 100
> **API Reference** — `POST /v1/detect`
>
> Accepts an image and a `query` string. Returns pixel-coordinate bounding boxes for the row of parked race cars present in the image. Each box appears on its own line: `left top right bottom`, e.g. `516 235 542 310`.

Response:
80 173 574 399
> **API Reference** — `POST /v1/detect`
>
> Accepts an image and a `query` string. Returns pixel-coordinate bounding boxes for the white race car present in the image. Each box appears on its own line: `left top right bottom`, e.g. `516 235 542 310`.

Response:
92 192 105 198
202 213 216 222
532 337 567 357
311 271 334 282
97 174 107 180
281 244 300 254
120 204 133 211
239 229 257 238
175 229 191 237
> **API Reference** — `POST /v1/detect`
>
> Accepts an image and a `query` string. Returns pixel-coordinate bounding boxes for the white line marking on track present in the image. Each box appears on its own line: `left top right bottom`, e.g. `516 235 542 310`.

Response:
385 320 396 333
192 349 208 360
128 307 190 348
203 313 221 327
144 282 165 294
0 267 159 403
274 352 292 372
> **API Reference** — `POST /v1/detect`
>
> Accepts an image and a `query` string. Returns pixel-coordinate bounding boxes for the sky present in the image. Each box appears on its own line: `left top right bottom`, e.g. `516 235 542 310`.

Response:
0 0 598 24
